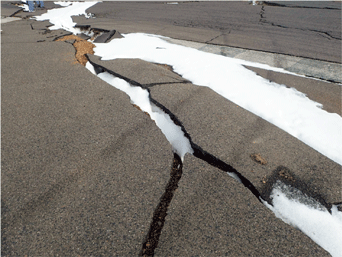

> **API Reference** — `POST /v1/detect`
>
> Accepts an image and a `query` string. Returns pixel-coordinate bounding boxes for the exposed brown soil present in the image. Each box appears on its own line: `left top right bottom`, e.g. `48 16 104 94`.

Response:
56 35 95 66
250 153 267 165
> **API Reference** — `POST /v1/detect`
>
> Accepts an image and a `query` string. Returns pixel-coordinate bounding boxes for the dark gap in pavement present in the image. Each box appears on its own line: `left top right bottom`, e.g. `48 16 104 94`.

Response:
85 55 339 254
140 153 183 257
143 81 191 88
9 9 23 17
86 56 265 204
191 143 263 202
86 54 337 210
86 54 150 88
87 55 193 142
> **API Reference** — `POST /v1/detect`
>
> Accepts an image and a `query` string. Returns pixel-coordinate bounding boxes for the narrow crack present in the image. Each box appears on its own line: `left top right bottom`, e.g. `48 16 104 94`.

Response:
143 81 192 89
140 153 183 257
263 1 341 10
261 20 341 40
9 7 23 17
205 33 227 44
259 7 341 41
259 6 266 23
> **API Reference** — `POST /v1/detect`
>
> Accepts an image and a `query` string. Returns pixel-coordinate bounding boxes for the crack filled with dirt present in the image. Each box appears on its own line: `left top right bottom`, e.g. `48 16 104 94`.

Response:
55 34 95 66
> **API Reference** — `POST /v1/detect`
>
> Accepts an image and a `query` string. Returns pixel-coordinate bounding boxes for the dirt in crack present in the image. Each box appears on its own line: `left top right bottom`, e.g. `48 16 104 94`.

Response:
140 153 183 257
56 35 95 66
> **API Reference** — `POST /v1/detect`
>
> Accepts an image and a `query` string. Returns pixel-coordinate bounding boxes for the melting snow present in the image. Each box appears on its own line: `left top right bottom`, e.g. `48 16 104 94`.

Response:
35 1 97 33
263 181 342 257
33 3 342 255
92 33 342 166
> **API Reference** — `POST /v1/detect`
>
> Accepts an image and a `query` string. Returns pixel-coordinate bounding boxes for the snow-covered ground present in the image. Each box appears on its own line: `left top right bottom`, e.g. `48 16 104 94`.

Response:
28 2 342 256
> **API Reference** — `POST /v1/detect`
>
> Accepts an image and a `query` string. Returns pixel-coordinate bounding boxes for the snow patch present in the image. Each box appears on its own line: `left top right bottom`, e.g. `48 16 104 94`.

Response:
264 181 342 257
35 1 98 33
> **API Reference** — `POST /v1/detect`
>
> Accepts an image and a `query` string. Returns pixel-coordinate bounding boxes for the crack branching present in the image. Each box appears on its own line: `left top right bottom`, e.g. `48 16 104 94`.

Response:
85 57 339 255
87 56 265 203
86 58 267 254
140 153 183 257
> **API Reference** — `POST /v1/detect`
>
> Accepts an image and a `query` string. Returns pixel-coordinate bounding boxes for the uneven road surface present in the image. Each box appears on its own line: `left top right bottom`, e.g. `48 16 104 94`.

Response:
1 1 341 256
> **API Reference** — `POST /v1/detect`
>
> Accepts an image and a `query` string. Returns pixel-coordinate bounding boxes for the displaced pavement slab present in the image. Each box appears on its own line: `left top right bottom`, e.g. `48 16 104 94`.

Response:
86 57 342 205
85 57 336 256
1 19 71 43
72 15 222 45
2 2 341 256
155 155 329 256
1 20 173 256
1 1 24 17
149 80 342 205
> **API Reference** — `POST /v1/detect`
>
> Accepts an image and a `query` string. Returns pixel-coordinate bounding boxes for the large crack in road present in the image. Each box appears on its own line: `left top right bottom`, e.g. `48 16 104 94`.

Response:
85 57 266 256
84 50 341 255
5 4 342 255
86 55 264 200
35 18 341 255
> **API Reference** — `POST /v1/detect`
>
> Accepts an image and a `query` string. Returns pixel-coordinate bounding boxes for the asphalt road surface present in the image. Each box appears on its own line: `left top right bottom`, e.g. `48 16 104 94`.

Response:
83 1 341 63
1 1 341 256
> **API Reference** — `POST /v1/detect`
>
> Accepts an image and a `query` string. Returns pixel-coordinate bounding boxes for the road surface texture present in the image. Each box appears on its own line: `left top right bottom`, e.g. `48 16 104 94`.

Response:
1 1 341 256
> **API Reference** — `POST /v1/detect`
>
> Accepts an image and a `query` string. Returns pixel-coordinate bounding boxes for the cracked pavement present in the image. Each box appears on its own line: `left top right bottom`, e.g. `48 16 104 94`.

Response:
1 1 341 256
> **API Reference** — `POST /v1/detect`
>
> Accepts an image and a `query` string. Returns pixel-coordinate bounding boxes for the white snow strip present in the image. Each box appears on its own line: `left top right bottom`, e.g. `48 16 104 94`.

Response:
19 1 30 12
263 181 342 257
85 62 193 160
227 172 242 183
34 1 98 33
92 33 342 165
